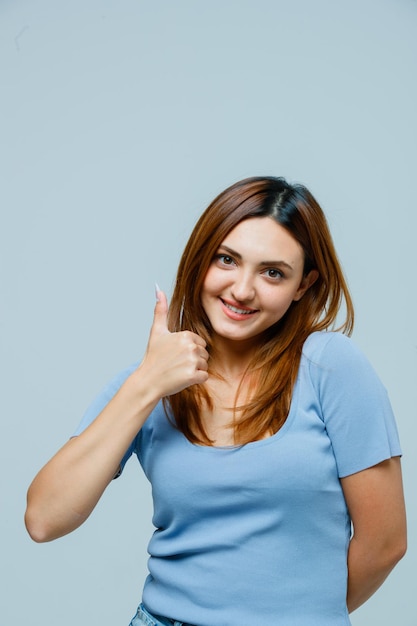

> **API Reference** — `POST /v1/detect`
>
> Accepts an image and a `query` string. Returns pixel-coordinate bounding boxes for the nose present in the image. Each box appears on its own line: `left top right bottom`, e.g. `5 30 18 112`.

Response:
230 270 256 303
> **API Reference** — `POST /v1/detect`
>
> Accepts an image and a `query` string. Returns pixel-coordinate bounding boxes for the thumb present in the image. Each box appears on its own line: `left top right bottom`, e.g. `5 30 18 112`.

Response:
150 285 170 337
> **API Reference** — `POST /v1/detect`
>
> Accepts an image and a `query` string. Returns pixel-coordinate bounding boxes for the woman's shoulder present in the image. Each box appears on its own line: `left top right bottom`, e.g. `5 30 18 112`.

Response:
302 330 354 358
301 331 386 396
302 331 373 373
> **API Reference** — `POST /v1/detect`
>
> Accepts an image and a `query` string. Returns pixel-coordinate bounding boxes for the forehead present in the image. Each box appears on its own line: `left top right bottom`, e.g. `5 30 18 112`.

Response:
220 217 304 263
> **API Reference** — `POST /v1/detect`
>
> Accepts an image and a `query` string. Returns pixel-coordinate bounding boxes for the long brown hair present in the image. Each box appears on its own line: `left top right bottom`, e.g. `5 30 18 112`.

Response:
164 176 354 445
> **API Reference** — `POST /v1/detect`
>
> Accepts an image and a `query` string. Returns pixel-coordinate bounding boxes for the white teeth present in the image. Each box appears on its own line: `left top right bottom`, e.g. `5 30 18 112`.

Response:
225 302 254 315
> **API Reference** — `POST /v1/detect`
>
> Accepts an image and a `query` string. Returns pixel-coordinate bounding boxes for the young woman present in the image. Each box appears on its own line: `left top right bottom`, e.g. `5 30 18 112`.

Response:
25 176 406 626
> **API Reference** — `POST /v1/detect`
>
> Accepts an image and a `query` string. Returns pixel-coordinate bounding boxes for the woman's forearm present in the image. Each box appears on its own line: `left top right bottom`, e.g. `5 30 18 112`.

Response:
346 528 406 612
25 371 159 542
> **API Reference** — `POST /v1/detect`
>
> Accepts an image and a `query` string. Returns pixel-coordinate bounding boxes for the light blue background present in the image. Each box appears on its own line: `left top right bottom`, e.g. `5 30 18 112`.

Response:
1 1 416 624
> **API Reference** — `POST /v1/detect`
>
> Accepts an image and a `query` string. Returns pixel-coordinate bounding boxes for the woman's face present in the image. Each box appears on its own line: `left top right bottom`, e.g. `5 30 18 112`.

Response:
201 217 315 349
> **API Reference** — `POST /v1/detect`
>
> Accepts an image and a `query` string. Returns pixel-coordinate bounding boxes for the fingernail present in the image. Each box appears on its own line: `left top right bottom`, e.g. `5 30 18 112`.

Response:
155 283 161 302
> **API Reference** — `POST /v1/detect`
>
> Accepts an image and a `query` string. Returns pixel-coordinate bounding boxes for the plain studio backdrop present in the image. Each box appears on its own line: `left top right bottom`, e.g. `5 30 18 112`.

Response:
1 1 416 624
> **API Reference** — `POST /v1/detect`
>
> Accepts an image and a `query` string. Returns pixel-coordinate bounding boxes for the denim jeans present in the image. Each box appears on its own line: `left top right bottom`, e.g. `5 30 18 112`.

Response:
129 603 195 626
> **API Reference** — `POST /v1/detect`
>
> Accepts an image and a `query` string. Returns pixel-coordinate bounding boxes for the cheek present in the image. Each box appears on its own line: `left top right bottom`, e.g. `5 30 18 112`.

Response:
201 274 211 300
200 271 215 308
266 288 299 315
202 267 223 295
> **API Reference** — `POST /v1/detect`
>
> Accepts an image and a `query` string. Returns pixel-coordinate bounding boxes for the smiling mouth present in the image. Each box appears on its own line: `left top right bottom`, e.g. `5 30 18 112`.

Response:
221 299 258 315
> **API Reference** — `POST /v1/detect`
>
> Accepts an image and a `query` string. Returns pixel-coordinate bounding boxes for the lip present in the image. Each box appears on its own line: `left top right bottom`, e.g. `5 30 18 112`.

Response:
220 297 259 320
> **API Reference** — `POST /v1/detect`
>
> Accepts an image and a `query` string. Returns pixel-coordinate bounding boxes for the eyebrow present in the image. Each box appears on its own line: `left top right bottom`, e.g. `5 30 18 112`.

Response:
218 244 295 271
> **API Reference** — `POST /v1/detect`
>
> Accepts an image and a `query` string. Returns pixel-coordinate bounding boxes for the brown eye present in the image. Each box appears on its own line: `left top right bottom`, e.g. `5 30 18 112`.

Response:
265 268 284 279
215 254 235 266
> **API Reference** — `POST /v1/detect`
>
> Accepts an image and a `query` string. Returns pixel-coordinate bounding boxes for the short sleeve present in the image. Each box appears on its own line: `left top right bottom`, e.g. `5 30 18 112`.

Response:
307 333 402 478
71 362 140 474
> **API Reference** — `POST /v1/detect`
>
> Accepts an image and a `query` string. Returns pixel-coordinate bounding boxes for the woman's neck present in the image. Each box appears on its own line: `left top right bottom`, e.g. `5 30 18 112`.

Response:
209 337 258 380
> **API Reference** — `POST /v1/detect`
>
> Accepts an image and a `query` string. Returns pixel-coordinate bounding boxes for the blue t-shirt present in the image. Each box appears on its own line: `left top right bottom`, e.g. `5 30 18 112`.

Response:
74 332 401 626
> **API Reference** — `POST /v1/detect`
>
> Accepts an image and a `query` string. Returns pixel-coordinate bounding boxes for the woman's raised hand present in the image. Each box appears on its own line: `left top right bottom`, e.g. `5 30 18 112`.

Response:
140 288 209 398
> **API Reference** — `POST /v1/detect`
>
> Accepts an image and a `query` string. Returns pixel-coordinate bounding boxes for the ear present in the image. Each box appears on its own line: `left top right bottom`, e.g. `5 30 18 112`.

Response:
293 269 319 302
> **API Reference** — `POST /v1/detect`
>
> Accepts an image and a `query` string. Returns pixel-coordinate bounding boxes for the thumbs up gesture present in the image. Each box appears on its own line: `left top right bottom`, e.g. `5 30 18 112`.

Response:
140 287 209 398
